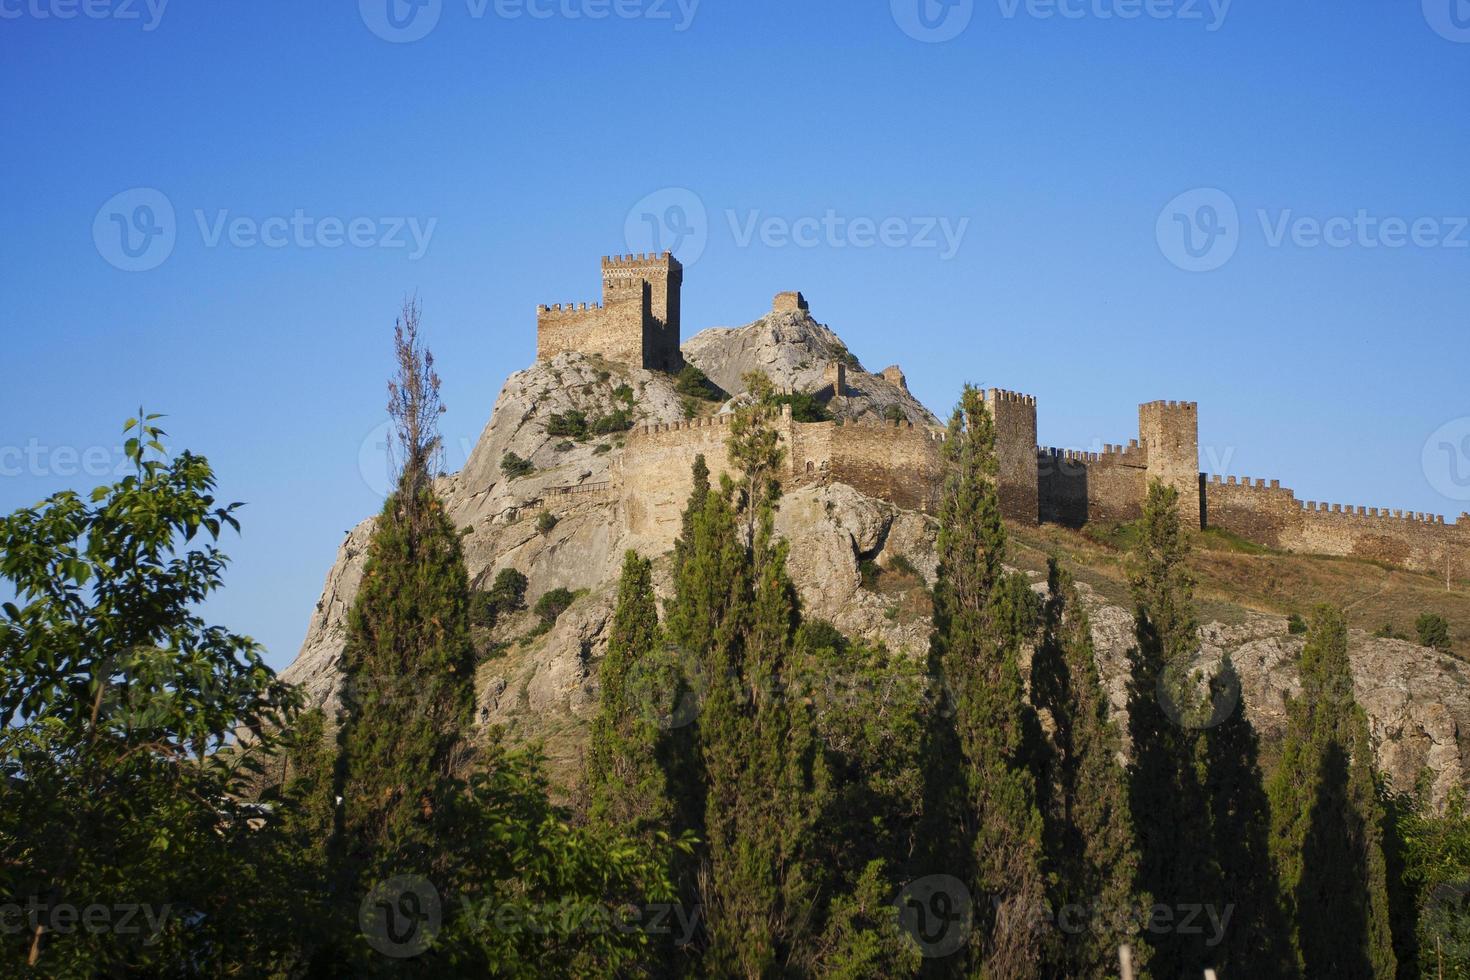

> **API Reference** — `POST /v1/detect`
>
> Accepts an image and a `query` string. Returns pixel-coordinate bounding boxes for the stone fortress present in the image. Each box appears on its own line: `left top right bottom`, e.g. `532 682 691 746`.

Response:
538 255 1470 576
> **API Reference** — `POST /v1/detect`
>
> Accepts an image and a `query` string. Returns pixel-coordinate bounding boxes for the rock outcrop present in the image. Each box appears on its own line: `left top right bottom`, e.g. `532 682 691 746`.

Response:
282 311 1469 806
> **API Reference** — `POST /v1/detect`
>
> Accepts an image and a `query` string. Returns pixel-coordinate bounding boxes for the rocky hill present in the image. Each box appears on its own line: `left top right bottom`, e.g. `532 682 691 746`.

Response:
282 307 1470 806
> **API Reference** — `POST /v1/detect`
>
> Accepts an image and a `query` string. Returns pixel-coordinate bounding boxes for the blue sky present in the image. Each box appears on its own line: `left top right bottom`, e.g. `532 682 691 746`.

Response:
2 0 1467 670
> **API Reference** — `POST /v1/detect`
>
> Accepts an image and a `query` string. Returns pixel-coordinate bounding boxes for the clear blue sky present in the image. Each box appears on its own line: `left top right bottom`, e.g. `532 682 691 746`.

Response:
2 1 1467 670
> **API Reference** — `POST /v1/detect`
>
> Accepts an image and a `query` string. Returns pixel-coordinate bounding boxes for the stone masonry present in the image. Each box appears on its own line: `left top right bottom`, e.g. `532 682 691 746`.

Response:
536 253 683 372
545 254 1470 577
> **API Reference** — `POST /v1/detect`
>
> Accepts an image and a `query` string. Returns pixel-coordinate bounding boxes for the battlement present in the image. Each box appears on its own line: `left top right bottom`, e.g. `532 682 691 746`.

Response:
1141 399 1198 411
537 254 683 372
537 302 604 315
987 388 1037 407
601 251 677 268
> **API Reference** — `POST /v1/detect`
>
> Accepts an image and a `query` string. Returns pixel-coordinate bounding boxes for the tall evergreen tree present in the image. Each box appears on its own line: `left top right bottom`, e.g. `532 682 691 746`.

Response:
584 550 675 835
1125 480 1220 978
327 301 479 971
1201 655 1296 976
1268 605 1397 978
930 385 1050 978
1032 559 1150 976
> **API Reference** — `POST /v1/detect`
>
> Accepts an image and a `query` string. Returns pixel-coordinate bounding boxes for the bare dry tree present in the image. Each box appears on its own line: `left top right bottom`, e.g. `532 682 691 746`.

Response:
386 294 445 504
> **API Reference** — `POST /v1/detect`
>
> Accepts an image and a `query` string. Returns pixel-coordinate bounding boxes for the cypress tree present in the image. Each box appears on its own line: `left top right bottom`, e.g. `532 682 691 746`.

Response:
583 550 675 835
1268 605 1397 977
326 301 478 970
1201 655 1296 976
930 384 1050 978
1033 559 1150 975
1125 480 1218 978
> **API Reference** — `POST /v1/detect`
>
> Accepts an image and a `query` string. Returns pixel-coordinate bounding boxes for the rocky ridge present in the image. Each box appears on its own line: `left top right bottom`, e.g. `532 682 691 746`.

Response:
282 310 1468 805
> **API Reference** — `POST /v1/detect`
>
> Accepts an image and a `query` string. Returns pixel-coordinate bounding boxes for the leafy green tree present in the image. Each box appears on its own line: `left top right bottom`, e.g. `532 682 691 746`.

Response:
471 566 528 629
929 384 1050 978
1418 613 1453 652
533 587 575 627
1268 606 1397 978
0 413 300 974
728 370 786 526
1032 559 1150 975
1384 779 1470 978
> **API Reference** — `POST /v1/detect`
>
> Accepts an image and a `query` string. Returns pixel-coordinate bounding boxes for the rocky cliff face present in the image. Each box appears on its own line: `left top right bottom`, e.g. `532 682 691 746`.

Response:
282 310 1468 806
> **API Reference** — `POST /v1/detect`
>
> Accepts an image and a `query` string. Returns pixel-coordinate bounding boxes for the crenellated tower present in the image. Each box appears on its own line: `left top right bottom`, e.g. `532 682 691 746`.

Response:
536 252 683 372
1139 400 1202 528
985 388 1040 525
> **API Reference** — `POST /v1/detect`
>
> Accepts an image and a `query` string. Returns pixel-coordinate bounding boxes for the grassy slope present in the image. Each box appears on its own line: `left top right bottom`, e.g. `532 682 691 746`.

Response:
1007 520 1470 659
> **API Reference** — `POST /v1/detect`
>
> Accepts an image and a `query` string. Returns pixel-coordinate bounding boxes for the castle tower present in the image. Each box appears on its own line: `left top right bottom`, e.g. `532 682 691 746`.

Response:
536 253 683 372
825 360 846 397
1139 400 1202 528
602 252 682 371
985 388 1040 525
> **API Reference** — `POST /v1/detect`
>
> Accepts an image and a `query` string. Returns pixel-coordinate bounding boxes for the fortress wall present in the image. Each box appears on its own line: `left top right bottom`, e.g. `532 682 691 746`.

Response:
536 297 646 366
789 419 835 486
1202 475 1301 547
618 416 741 550
1038 449 1090 527
827 419 945 514
1202 474 1470 574
1086 448 1148 523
